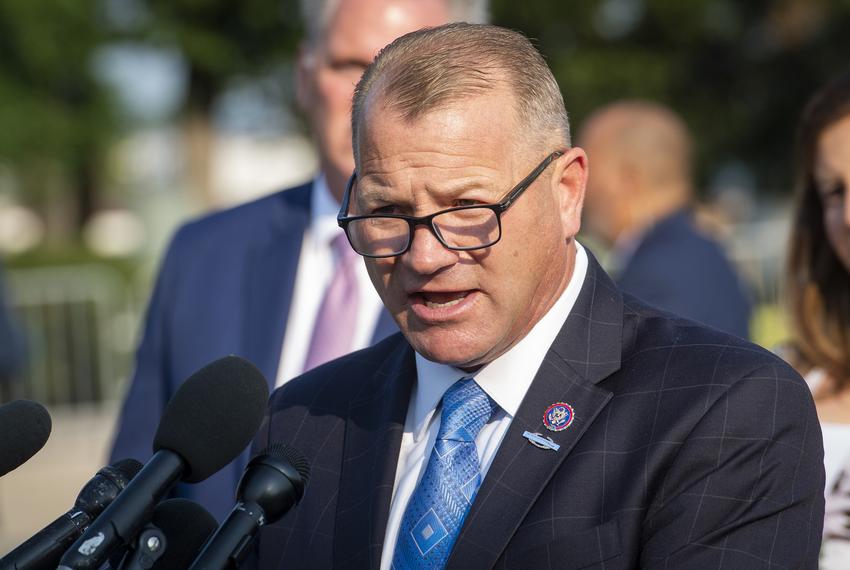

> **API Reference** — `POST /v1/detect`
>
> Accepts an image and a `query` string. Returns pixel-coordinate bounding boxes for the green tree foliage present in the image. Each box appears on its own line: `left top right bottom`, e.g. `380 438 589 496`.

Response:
139 0 301 111
492 0 850 194
0 0 115 237
128 0 302 205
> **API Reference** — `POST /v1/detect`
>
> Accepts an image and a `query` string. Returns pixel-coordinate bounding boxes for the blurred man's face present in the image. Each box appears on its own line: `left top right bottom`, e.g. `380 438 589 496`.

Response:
353 90 587 369
578 123 626 246
296 0 450 202
816 113 850 273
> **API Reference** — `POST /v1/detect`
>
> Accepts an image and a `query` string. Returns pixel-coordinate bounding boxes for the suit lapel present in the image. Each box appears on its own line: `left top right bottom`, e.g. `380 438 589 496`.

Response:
241 184 311 388
447 251 625 569
333 336 417 569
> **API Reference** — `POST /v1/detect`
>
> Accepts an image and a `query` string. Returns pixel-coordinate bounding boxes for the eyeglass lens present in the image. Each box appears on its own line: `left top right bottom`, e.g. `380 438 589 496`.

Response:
347 207 500 256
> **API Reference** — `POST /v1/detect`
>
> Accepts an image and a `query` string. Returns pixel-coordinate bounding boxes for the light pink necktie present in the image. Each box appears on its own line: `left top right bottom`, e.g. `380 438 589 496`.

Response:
302 234 360 371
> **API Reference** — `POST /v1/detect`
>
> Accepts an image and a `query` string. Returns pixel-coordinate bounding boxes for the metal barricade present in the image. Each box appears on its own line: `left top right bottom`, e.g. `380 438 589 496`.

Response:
5 264 141 407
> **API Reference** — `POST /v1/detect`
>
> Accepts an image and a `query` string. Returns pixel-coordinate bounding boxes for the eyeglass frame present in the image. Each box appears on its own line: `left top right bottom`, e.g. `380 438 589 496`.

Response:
336 150 565 258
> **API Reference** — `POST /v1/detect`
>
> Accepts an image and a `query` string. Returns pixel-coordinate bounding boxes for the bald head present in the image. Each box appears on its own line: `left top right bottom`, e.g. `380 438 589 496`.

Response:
299 0 489 47
579 101 693 244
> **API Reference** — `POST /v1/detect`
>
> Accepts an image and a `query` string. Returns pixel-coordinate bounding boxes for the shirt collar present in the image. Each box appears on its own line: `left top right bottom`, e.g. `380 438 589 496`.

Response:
412 241 589 429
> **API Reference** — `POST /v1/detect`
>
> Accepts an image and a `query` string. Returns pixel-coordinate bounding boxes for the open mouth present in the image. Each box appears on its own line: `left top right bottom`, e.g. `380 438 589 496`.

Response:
421 291 469 309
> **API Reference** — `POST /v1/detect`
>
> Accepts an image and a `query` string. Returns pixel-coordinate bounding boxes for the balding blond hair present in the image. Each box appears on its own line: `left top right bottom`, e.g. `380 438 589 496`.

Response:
351 23 570 166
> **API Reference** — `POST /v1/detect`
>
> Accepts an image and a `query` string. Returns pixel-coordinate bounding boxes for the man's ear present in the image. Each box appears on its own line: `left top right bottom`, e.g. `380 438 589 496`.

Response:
552 147 588 238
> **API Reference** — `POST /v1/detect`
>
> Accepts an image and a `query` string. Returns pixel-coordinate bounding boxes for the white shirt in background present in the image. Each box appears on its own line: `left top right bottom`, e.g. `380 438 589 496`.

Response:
805 368 850 569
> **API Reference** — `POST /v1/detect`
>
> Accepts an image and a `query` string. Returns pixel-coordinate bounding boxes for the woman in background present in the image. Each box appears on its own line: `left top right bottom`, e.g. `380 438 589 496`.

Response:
787 69 850 566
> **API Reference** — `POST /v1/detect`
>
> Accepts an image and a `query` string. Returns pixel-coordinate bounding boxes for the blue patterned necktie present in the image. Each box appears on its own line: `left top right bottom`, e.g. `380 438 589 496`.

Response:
392 378 497 569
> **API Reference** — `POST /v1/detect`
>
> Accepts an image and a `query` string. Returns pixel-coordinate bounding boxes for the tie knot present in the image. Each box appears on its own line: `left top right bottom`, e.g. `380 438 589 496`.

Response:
437 378 496 443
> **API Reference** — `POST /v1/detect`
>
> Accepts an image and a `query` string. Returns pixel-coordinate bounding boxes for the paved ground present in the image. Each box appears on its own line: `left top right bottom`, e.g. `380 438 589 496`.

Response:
0 403 118 551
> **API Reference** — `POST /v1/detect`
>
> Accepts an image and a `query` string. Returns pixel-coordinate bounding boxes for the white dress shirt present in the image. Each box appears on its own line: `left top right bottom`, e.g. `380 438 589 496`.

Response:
275 176 384 387
379 242 589 568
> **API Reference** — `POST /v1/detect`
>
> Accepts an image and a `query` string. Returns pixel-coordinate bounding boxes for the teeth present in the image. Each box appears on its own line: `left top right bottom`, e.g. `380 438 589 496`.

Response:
423 293 467 309
424 298 462 309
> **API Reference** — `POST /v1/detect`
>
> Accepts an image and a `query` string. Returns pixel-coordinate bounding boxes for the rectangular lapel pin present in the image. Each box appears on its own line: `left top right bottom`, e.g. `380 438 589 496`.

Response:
522 431 560 451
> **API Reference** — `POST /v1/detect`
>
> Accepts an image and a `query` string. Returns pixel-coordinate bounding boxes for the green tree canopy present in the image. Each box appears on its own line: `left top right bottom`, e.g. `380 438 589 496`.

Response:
0 0 115 237
493 0 850 195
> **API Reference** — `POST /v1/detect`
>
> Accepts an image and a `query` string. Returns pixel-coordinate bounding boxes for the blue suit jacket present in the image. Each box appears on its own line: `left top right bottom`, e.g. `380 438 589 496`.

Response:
251 252 823 569
615 210 751 339
109 182 398 520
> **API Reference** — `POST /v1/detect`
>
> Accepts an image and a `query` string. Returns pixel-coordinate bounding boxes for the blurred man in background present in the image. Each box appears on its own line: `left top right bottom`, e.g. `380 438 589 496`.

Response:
579 100 751 339
109 0 488 521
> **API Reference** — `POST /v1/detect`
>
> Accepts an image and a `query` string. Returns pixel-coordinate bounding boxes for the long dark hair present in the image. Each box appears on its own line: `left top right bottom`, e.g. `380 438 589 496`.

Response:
787 69 850 391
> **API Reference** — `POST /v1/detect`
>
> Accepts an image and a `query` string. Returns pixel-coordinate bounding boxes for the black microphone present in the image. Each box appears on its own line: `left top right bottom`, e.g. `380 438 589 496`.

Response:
116 498 218 570
0 400 51 477
57 356 269 570
188 443 310 570
0 459 143 570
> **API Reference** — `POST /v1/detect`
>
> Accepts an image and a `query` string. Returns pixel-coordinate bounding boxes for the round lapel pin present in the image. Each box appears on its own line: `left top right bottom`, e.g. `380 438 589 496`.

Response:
543 402 574 432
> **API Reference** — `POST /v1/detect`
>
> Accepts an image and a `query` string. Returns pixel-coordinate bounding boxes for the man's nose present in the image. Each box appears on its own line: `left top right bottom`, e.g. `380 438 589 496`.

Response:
401 225 458 274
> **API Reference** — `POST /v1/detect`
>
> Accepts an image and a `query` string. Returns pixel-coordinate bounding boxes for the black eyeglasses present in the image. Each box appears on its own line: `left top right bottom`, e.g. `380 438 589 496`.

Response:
337 150 564 258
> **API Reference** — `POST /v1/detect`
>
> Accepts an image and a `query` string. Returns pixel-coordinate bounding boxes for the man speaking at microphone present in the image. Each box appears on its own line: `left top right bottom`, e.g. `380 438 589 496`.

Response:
253 24 824 568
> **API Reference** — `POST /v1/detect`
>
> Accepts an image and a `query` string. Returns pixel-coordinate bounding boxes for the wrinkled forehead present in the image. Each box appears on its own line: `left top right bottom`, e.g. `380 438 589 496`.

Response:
354 85 524 170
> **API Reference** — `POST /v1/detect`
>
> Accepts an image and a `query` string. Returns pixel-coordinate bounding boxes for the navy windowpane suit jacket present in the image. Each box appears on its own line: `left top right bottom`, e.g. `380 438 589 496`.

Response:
109 182 397 521
251 252 824 569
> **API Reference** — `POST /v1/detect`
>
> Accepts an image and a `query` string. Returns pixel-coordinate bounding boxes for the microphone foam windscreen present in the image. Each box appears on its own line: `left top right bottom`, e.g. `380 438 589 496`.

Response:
264 442 311 485
0 400 52 477
153 356 269 483
150 498 218 569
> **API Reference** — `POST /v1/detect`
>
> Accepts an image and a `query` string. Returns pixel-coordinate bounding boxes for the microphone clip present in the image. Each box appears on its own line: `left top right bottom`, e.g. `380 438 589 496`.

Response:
116 525 167 570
